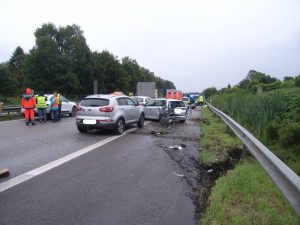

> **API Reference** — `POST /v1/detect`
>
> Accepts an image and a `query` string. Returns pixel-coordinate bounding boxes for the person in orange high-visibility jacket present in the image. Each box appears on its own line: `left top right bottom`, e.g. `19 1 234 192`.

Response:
22 88 36 126
50 93 59 122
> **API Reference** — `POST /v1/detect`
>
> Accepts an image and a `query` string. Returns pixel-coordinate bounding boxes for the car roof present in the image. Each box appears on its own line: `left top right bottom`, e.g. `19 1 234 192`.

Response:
84 94 128 99
151 98 167 101
133 96 151 98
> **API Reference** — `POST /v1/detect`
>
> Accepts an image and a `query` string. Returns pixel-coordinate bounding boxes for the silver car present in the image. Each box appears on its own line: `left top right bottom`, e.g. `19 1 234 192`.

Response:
144 98 188 122
76 94 145 134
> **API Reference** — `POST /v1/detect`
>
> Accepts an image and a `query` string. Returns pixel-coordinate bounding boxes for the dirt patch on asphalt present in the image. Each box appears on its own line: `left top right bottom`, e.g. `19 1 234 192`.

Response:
132 114 242 222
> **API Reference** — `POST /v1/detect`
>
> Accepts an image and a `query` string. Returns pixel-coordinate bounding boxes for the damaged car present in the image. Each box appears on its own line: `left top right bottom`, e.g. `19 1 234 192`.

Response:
144 98 188 123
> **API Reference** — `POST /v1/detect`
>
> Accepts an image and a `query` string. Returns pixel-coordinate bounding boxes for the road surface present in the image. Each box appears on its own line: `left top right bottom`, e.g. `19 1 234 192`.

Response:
0 113 201 225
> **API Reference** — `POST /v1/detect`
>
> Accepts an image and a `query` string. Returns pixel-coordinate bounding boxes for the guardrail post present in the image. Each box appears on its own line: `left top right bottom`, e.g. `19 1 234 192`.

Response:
240 145 248 162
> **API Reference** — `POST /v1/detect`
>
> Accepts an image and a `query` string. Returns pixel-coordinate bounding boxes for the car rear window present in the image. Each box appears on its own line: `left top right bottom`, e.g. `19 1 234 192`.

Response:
80 98 109 107
146 100 166 107
169 101 185 109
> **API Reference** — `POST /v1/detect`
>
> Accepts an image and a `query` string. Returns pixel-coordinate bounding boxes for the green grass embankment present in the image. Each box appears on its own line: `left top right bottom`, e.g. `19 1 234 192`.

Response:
199 107 299 225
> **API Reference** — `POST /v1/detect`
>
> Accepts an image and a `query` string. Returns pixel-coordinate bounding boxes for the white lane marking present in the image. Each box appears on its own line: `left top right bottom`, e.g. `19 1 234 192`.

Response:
0 121 150 192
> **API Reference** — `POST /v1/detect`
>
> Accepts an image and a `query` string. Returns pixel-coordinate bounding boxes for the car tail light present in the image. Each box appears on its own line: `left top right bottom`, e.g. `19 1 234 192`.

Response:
100 106 114 112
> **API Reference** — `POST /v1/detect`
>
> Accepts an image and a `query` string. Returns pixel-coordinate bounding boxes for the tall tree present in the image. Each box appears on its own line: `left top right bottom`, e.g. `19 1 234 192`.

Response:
0 63 17 96
8 46 27 93
57 25 92 93
202 87 217 98
24 36 68 92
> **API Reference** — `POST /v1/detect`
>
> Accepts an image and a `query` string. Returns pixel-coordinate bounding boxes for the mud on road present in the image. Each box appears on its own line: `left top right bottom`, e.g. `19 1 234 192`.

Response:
131 113 241 222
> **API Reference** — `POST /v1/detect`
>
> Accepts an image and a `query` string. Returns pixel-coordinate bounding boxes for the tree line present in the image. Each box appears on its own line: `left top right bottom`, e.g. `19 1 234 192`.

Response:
0 23 175 101
202 70 300 99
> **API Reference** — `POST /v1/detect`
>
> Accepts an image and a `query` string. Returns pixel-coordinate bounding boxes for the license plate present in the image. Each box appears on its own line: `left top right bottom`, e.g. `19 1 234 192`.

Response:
83 119 96 125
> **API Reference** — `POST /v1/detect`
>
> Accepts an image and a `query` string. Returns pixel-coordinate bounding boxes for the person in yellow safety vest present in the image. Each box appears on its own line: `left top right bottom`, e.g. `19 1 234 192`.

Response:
36 93 47 123
198 95 204 106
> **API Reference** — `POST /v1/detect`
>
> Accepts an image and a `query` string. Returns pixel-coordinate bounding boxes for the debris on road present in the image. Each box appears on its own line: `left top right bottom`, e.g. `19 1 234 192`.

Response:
172 172 184 177
150 129 170 136
166 144 187 150
0 168 10 178
183 137 192 141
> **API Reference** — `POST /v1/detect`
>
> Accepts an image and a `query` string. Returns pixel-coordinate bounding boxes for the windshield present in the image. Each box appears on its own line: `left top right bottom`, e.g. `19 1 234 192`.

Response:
80 98 109 107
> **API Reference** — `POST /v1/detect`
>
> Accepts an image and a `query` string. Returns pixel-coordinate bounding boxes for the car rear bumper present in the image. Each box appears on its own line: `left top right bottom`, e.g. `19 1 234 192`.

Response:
76 118 116 130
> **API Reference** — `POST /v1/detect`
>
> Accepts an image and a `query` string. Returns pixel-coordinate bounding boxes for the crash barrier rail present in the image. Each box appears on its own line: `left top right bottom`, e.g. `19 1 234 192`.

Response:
207 103 300 218
0 105 21 115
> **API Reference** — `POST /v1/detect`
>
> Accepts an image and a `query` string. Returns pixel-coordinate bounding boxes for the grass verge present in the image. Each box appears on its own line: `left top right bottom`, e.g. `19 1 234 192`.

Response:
0 114 23 122
200 107 243 166
199 107 299 224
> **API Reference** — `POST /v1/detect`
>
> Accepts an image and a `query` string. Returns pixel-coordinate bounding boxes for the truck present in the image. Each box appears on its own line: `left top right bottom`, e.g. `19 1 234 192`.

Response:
166 89 183 100
136 82 156 99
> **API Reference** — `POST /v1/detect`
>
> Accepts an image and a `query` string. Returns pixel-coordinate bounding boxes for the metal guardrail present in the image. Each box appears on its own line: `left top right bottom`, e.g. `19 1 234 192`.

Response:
0 106 21 115
207 103 300 218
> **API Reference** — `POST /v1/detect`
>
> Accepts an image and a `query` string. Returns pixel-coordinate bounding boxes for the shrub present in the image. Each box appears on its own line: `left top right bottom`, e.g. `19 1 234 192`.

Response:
265 120 281 143
278 122 300 147
295 75 300 87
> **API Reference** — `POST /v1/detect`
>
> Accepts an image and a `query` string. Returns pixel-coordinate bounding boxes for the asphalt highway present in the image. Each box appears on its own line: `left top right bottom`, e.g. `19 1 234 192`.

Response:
0 116 197 224
0 117 112 181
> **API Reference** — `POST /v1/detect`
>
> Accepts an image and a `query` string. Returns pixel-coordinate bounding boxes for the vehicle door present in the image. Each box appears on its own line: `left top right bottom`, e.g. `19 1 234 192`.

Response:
116 97 131 123
60 95 71 113
125 97 140 122
143 100 155 119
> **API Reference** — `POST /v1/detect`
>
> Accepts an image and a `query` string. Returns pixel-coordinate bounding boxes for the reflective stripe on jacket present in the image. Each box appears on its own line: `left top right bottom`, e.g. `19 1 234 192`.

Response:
22 95 36 109
36 96 47 109
57 94 62 105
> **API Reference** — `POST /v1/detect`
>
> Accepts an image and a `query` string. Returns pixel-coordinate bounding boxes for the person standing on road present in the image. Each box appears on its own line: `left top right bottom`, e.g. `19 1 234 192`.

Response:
50 93 59 122
21 88 36 126
57 92 62 121
199 96 204 106
36 93 47 123
187 98 192 114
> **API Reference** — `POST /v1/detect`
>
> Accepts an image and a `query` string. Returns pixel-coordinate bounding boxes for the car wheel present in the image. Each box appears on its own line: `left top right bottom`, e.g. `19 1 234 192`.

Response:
69 106 77 117
77 126 87 133
114 118 124 135
137 114 144 128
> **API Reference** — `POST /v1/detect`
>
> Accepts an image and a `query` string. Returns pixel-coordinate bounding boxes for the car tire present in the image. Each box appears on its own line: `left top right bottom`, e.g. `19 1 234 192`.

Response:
77 126 87 133
137 114 144 128
114 118 124 135
69 106 77 117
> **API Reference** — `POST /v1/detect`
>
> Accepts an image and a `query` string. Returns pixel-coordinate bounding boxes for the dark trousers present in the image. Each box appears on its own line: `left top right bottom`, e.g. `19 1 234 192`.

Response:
58 105 62 120
52 110 58 121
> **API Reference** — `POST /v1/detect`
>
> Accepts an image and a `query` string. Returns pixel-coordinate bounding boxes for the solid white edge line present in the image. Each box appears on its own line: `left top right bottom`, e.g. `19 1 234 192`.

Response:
0 121 150 193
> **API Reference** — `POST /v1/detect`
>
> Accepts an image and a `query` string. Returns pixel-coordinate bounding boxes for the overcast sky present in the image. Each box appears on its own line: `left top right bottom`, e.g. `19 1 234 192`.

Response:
1 0 299 92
